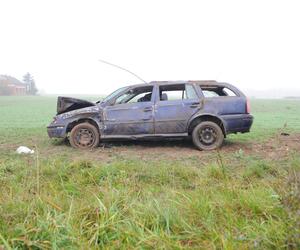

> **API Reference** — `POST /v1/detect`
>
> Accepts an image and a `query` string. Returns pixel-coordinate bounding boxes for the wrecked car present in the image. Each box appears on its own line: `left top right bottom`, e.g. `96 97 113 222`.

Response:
47 81 253 150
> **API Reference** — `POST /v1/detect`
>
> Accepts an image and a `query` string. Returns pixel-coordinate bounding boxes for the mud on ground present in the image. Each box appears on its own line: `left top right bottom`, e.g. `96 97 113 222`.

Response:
1 133 299 163
43 133 300 163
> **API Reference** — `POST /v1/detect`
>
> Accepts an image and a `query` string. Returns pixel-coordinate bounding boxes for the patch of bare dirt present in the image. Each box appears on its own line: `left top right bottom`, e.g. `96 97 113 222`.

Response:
3 132 298 162
39 133 300 162
248 133 300 161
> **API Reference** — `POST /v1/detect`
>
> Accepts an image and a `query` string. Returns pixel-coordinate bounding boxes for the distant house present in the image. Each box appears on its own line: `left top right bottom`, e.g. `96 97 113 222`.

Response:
0 75 28 95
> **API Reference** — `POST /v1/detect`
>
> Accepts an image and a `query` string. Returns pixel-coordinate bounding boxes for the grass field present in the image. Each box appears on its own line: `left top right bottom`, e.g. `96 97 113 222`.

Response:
0 96 299 249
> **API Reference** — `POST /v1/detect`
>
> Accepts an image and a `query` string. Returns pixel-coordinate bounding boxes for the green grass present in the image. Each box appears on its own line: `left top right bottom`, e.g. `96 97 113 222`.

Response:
0 96 300 249
229 99 300 142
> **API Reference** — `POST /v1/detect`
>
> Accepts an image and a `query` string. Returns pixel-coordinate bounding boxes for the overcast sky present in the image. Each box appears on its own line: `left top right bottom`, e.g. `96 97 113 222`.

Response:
0 0 299 95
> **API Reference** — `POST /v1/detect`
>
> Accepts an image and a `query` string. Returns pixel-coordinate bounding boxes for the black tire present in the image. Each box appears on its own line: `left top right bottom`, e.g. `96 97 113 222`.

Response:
192 121 224 150
69 122 100 149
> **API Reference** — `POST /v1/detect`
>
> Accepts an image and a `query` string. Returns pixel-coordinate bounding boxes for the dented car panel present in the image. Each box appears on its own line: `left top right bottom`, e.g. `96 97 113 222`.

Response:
47 81 253 142
103 101 155 135
57 96 95 115
47 106 102 138
221 114 253 133
154 99 201 134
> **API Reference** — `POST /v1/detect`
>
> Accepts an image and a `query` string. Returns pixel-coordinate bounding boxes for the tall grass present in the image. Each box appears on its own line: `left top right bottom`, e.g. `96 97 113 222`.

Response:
0 152 299 249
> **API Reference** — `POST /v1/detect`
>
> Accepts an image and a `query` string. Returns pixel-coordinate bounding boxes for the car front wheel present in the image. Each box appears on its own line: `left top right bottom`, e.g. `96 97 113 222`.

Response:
69 122 100 149
192 121 224 150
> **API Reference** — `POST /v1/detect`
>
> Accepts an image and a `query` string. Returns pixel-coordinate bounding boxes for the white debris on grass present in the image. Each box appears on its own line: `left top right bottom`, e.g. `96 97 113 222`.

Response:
16 146 35 154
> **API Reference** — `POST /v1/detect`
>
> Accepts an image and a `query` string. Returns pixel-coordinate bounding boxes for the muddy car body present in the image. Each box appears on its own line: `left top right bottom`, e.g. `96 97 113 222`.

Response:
47 81 253 150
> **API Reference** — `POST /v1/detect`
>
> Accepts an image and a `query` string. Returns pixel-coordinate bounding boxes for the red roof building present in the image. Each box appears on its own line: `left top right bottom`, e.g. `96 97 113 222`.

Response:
0 75 27 95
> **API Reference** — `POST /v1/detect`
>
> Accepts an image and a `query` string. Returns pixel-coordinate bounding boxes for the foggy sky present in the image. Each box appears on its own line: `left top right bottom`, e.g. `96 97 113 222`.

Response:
0 0 299 95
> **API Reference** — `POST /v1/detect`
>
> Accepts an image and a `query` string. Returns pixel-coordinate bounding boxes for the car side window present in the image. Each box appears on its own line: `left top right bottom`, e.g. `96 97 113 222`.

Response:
202 90 220 97
115 86 153 105
159 84 184 101
222 87 237 96
185 84 198 99
159 84 197 101
200 85 238 97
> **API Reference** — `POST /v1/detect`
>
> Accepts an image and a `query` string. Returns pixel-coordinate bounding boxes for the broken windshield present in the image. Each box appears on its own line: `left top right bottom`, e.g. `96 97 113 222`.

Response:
99 86 129 103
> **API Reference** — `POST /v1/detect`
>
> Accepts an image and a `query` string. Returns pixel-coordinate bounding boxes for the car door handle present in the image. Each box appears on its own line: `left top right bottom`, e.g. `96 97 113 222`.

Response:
143 107 153 112
189 102 200 108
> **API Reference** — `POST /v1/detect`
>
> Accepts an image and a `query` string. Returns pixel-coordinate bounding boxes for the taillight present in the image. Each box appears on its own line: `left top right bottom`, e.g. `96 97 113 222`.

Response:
246 98 251 114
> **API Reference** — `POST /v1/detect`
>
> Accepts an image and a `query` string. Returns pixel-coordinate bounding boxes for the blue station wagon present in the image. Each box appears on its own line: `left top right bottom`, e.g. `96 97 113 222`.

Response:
47 81 253 150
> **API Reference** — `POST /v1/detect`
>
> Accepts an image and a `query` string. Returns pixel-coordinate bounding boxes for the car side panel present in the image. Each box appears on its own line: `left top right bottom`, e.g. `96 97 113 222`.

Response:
221 114 253 133
47 107 102 138
102 101 155 135
154 100 188 133
200 97 246 115
188 85 252 134
153 83 201 134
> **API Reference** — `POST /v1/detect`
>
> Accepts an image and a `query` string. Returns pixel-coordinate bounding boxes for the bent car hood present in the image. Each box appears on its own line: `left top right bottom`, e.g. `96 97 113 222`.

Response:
57 96 96 115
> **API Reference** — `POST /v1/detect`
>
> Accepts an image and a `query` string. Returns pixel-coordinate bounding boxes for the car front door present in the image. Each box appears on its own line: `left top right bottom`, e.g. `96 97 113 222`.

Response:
103 86 155 136
154 83 201 134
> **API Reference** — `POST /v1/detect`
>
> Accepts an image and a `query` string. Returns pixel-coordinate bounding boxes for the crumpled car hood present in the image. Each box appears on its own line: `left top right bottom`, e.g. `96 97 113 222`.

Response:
57 96 96 115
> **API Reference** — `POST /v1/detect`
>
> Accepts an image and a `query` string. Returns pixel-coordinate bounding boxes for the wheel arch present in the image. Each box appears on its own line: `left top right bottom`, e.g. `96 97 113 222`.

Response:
188 114 226 136
66 118 100 135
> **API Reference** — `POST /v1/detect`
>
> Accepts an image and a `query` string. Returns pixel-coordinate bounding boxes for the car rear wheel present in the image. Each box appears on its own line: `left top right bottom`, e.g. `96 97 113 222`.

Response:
69 122 99 149
192 121 224 150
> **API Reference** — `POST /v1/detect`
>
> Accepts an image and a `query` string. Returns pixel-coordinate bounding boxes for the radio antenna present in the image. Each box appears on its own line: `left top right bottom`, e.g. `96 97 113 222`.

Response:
98 59 148 84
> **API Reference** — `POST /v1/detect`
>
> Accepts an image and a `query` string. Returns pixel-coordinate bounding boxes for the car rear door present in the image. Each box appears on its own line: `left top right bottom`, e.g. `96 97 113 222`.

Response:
154 83 201 134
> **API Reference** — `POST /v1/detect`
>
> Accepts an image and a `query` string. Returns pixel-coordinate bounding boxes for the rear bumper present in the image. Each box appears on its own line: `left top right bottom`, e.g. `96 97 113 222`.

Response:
221 114 254 134
47 125 67 138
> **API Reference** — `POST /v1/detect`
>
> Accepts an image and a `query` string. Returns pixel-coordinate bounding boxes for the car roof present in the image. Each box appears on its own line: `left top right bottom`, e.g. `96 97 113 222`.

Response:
123 80 244 97
127 80 232 88
150 80 218 85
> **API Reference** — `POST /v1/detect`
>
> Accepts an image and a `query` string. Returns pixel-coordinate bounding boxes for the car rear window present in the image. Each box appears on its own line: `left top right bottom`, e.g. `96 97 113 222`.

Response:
200 85 237 97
